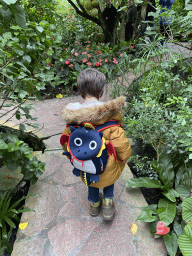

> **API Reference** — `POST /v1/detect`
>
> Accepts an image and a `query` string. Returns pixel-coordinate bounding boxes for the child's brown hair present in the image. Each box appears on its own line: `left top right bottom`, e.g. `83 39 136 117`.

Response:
77 68 106 99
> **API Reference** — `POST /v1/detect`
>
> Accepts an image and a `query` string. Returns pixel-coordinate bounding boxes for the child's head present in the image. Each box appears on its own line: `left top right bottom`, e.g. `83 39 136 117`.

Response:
77 68 106 99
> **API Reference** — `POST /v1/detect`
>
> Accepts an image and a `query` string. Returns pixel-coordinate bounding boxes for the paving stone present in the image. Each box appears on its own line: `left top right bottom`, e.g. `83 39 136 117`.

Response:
75 183 90 216
0 166 23 191
58 202 81 218
78 202 136 256
137 231 167 256
18 182 60 237
39 155 63 180
57 185 77 201
48 219 98 256
53 162 80 185
12 237 47 256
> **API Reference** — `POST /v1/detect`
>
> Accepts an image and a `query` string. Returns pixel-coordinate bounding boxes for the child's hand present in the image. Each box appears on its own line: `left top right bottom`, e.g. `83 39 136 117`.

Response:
90 174 99 183
72 168 80 177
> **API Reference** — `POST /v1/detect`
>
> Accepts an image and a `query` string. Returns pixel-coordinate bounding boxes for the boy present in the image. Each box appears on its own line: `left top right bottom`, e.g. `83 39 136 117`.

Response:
61 68 132 221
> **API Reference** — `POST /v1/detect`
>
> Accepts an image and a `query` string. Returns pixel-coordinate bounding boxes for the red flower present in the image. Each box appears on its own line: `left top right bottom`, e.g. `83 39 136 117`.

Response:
77 42 81 45
82 52 87 54
130 46 134 48
105 59 108 62
156 221 170 235
87 54 91 58
82 58 87 63
68 59 72 60
74 52 78 56
69 64 73 67
113 58 117 61
99 59 103 62
88 41 91 43
61 68 64 71
120 53 123 56
65 61 69 65
52 37 54 40
113 60 118 64
87 62 92 66
97 51 102 54
95 62 100 66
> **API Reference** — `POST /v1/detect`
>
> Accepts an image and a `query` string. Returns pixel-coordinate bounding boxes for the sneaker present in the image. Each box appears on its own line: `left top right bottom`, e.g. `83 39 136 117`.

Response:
102 198 115 221
89 197 102 217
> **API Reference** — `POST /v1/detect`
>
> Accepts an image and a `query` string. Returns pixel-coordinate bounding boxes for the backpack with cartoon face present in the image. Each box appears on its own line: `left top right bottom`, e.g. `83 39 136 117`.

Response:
60 121 120 186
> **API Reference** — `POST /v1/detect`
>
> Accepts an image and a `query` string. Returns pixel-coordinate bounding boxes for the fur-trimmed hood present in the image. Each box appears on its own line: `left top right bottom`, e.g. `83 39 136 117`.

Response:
62 96 127 125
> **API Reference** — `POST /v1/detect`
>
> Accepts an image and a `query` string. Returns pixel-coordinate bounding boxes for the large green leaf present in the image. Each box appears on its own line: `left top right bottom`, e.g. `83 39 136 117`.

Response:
18 90 28 99
125 177 164 189
182 197 192 223
3 0 17 4
4 216 16 229
163 232 178 256
157 198 176 226
176 184 191 200
0 139 8 150
0 6 12 25
157 150 175 189
137 210 157 222
162 189 180 202
173 217 184 236
13 5 26 28
178 223 192 256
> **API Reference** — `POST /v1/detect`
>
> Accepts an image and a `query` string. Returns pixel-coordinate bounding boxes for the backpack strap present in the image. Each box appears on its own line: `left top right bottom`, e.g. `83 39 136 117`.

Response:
95 120 120 132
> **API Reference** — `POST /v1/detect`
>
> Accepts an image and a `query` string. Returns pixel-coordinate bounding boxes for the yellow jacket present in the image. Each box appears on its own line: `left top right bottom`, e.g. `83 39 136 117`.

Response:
61 96 132 188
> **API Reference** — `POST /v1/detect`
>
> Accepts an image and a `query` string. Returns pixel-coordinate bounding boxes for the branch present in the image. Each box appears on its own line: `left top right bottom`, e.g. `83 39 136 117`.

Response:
0 57 16 71
0 99 27 119
66 0 102 26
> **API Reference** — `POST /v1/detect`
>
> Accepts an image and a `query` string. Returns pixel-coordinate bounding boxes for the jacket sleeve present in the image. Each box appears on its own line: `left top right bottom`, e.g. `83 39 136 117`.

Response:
109 126 132 162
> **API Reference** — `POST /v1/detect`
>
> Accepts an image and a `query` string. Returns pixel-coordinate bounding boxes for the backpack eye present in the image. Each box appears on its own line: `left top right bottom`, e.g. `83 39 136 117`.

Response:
89 141 97 150
74 138 82 146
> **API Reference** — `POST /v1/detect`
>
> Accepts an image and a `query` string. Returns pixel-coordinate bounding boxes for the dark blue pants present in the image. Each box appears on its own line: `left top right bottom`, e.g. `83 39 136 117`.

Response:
88 184 114 203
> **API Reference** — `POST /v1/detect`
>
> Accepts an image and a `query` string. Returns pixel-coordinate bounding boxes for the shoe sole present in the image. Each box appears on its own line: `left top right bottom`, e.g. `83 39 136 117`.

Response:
103 210 116 221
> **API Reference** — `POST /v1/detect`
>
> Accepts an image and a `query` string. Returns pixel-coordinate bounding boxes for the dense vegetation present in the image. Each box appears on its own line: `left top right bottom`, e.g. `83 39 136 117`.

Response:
0 0 191 255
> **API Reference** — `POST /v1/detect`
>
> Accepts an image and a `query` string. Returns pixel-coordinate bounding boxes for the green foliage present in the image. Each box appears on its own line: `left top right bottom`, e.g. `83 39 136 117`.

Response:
0 189 35 253
163 232 178 256
0 0 26 28
0 133 45 184
54 41 133 89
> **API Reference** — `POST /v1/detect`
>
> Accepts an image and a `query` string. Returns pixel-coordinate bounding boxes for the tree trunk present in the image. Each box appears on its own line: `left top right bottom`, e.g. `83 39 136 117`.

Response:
133 4 147 41
119 11 127 41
